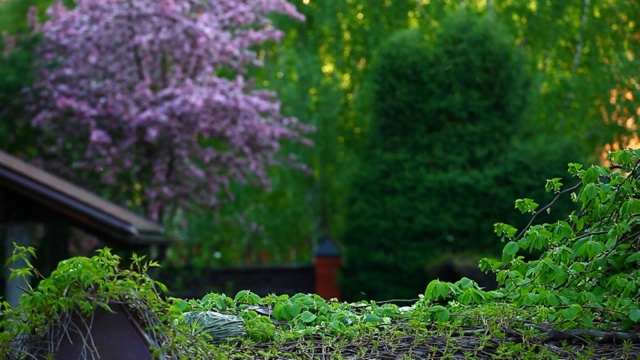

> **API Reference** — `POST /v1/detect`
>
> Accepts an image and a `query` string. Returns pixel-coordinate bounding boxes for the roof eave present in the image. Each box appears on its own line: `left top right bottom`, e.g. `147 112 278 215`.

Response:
0 166 168 247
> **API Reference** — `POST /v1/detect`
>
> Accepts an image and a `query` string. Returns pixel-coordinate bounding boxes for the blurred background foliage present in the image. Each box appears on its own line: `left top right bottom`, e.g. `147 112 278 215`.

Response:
2 0 640 298
339 12 586 300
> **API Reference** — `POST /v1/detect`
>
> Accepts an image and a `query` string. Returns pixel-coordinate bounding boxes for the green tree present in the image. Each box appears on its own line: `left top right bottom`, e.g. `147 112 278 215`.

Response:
0 33 39 155
172 0 640 268
169 1 422 266
0 0 48 155
201 0 631 266
340 11 584 301
488 0 640 152
6 0 629 269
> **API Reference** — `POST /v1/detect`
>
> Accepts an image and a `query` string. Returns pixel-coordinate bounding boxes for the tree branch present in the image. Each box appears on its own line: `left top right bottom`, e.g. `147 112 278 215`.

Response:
524 323 640 344
516 181 583 239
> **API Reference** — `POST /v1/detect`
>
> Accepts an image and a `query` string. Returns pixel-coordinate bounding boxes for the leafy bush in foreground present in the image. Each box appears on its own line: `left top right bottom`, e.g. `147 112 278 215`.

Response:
484 149 640 331
1 149 639 358
1 248 200 358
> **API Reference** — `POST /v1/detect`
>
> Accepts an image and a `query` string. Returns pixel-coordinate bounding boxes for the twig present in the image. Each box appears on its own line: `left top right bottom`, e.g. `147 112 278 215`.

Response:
516 182 583 239
376 298 419 305
451 328 487 336
523 323 640 344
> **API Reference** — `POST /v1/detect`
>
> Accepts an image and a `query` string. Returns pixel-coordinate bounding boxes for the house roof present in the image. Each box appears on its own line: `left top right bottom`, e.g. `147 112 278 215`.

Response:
0 150 168 247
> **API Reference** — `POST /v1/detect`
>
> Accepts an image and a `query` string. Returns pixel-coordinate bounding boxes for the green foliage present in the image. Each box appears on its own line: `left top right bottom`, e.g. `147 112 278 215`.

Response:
0 246 219 359
493 1 640 151
481 148 640 331
216 0 634 270
367 29 434 147
0 31 41 155
181 290 456 344
1 0 636 274
184 185 640 354
165 174 316 267
5 153 640 360
0 0 56 33
175 1 422 267
0 0 68 155
425 252 498 289
340 10 586 301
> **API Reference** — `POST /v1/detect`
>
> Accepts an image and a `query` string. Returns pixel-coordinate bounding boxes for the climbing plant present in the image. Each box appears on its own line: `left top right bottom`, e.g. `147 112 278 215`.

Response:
0 247 218 359
3 146 640 359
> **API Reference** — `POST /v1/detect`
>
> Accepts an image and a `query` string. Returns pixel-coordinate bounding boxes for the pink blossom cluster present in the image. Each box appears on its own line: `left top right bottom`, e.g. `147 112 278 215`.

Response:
31 0 311 219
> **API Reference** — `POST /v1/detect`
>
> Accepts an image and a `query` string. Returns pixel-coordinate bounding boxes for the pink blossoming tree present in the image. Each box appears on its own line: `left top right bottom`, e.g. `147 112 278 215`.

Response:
31 0 311 220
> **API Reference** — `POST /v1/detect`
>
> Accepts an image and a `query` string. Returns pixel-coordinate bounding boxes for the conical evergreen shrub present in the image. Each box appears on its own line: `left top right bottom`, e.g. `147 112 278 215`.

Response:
340 11 586 301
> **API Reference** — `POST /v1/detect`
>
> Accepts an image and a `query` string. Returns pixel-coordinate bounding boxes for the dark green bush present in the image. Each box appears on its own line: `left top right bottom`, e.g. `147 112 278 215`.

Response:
340 11 588 301
0 33 40 155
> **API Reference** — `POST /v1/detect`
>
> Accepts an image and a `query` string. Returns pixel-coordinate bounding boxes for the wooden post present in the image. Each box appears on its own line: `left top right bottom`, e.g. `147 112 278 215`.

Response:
314 237 342 300
4 223 33 308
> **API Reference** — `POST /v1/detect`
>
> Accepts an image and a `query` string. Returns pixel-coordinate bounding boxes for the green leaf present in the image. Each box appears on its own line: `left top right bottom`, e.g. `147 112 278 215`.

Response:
530 229 551 251
494 223 517 239
200 293 227 311
611 149 634 166
630 309 640 322
436 281 449 299
300 310 317 323
545 177 563 193
454 277 475 290
436 307 450 322
458 290 472 305
625 252 640 264
567 162 583 176
470 289 487 304
234 290 260 305
545 293 560 307
598 184 612 202
378 306 402 318
425 280 454 300
174 299 189 313
525 293 540 304
580 183 598 202
273 301 301 321
329 319 347 332
429 306 450 322
560 305 581 321
515 198 539 214
424 281 438 300
502 241 520 263
582 166 600 184
585 241 605 258
363 314 383 324
580 315 594 329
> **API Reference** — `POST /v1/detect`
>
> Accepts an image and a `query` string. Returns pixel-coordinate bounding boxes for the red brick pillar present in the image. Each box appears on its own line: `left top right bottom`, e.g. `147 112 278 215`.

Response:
314 237 342 300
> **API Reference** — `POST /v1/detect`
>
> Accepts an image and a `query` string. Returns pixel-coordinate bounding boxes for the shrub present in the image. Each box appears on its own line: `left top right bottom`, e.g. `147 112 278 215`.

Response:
0 247 221 358
340 11 586 301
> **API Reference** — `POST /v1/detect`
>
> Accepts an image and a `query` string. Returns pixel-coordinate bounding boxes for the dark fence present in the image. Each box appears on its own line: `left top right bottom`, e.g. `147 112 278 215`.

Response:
156 264 316 299
156 238 343 300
